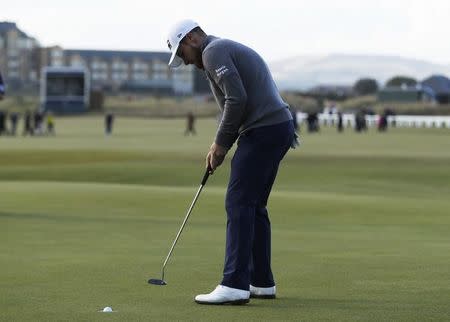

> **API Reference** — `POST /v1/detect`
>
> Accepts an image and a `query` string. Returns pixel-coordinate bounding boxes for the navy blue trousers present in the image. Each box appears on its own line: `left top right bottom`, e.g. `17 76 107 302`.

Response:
221 120 294 291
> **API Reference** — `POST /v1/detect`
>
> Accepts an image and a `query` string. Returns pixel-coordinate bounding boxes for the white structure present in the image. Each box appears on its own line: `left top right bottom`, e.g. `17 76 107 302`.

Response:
296 113 450 129
40 66 90 113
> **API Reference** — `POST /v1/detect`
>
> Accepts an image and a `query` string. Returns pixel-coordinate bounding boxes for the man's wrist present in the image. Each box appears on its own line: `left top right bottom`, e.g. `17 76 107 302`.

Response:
211 142 228 156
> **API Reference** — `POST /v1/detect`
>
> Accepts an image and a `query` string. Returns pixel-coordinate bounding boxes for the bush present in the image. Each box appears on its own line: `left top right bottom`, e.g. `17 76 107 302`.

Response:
385 76 417 87
353 78 378 95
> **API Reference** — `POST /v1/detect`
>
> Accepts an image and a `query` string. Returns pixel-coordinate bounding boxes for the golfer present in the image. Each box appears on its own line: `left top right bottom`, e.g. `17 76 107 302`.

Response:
167 19 298 305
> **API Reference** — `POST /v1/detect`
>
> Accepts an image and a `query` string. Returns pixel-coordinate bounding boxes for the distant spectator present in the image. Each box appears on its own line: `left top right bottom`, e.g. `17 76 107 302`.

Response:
9 112 19 136
337 111 344 133
46 112 55 135
105 113 114 135
378 111 388 132
185 111 196 135
355 110 367 132
329 102 338 126
23 110 33 136
0 110 6 135
0 70 5 100
330 103 338 115
33 110 44 135
306 112 319 133
384 107 396 128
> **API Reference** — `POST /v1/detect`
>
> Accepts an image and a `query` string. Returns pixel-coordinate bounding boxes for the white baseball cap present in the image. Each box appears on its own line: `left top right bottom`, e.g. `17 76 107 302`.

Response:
167 19 199 68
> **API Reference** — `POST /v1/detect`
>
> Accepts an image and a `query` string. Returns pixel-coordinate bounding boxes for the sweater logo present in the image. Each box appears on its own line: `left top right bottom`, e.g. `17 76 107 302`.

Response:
215 65 229 77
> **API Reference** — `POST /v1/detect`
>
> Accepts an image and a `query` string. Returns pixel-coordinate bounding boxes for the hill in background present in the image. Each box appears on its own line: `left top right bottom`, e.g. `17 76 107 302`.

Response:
270 54 450 90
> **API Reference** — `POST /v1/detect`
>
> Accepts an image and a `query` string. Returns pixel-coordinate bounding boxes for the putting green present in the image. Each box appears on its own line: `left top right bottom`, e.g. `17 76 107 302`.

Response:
1 117 449 321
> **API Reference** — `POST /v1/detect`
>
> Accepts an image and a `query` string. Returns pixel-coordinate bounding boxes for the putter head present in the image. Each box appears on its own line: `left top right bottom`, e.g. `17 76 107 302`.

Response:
148 278 167 286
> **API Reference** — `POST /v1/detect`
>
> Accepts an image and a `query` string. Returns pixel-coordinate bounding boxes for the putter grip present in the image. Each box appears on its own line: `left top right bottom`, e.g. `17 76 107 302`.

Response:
201 168 211 185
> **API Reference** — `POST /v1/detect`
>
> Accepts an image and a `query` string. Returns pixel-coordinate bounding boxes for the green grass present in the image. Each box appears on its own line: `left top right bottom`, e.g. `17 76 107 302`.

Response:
104 96 218 117
1 117 449 321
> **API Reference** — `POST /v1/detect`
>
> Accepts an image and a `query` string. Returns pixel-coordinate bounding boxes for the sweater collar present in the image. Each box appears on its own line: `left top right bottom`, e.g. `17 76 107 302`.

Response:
201 35 218 53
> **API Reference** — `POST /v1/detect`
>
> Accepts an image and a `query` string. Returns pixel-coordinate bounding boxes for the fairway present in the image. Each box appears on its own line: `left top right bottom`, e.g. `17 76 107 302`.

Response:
1 116 449 321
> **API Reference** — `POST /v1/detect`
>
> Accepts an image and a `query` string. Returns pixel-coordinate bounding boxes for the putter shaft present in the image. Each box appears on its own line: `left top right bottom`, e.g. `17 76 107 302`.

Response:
155 168 210 283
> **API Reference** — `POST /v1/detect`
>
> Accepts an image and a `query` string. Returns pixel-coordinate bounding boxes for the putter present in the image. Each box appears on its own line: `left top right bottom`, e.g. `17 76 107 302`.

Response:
148 167 211 286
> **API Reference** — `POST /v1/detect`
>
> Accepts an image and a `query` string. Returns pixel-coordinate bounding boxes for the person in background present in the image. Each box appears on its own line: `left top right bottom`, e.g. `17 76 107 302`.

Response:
307 112 319 133
33 110 43 135
185 111 196 135
46 112 55 135
9 112 19 136
23 110 33 136
105 113 114 135
337 111 344 133
378 111 388 132
355 110 367 132
0 110 6 135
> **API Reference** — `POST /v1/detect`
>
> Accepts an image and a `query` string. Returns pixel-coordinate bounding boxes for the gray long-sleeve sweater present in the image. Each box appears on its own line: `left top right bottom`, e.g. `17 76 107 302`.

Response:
201 36 292 149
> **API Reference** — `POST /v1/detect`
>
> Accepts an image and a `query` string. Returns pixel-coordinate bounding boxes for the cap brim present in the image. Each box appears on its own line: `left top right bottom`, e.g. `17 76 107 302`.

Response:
168 45 183 68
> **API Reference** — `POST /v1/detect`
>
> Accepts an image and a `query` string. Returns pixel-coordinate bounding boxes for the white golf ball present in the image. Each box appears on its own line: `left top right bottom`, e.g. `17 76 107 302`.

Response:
102 306 113 312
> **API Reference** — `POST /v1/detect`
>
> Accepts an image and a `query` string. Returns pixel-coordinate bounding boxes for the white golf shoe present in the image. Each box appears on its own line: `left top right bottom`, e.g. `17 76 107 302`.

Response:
194 285 250 305
250 285 276 299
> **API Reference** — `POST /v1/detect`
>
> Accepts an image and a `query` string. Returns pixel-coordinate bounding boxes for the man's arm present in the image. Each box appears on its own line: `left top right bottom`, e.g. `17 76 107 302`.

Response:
207 75 225 110
203 48 247 149
203 48 248 172
214 73 247 148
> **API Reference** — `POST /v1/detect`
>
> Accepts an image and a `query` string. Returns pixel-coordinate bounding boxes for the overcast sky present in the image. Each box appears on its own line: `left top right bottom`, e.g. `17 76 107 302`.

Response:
2 0 449 65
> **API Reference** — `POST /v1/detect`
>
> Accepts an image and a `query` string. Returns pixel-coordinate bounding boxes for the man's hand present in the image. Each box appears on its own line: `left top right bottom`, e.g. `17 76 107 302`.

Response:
206 142 228 174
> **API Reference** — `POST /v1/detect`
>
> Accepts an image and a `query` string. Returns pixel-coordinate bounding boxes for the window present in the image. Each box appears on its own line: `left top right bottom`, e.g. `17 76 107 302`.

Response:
153 72 168 80
92 72 108 80
132 72 147 80
8 48 18 56
112 72 128 81
51 50 63 58
8 60 19 68
152 61 167 72
133 62 148 71
91 61 108 70
112 61 128 71
51 58 63 67
70 56 85 67
71 60 85 67
8 71 19 78
29 71 37 81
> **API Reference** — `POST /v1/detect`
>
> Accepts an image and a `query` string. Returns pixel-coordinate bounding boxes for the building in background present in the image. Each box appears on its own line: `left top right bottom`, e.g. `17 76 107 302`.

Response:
61 49 194 95
377 84 435 103
40 66 90 114
377 76 450 104
0 21 208 95
421 75 450 104
0 22 40 90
